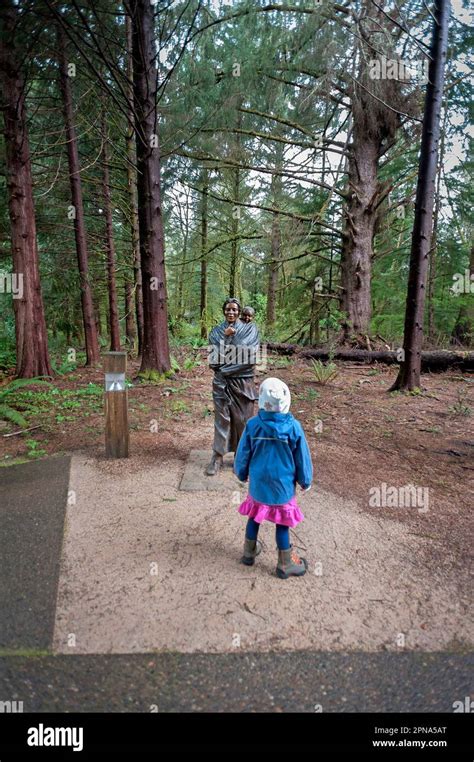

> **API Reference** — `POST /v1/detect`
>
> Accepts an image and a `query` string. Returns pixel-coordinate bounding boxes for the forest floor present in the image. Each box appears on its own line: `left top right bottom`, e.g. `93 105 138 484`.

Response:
0 350 472 653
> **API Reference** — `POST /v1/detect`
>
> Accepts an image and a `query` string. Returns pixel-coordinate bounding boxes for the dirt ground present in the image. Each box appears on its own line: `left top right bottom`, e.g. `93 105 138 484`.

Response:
52 452 471 653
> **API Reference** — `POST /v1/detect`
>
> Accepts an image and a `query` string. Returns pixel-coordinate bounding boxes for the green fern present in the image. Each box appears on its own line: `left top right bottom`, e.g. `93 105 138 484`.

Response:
183 355 201 370
170 355 180 372
51 358 77 376
0 377 51 427
0 404 27 427
310 359 338 385
0 377 51 396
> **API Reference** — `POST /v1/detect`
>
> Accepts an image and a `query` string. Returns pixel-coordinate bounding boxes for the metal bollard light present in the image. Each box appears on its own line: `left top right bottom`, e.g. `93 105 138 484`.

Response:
104 351 129 458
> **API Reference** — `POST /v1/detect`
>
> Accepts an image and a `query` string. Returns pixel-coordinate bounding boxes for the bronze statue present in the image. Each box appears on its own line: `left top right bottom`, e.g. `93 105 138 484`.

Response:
206 298 259 475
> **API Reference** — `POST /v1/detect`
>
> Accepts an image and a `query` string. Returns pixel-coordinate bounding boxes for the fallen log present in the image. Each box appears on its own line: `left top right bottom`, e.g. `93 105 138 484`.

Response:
266 344 474 372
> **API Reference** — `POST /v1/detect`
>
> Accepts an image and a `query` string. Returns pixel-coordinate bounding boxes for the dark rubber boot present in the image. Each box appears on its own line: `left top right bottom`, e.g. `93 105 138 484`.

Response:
276 546 307 578
241 538 262 566
205 452 223 476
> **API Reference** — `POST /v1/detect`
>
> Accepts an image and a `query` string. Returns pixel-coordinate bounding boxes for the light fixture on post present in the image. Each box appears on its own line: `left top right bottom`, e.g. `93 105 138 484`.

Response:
104 351 129 458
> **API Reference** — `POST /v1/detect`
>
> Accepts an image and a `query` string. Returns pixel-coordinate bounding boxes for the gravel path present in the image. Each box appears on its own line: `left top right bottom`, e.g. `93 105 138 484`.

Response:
52 452 472 654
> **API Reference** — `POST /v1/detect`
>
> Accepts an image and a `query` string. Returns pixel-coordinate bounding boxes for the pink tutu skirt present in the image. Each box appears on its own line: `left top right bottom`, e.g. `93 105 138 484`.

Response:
238 494 304 527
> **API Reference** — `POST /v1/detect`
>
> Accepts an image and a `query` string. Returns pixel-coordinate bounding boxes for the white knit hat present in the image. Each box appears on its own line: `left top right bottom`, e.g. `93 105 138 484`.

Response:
258 377 291 413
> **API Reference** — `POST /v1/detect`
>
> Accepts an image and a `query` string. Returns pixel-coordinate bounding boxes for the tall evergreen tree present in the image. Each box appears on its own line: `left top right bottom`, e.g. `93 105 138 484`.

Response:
0 0 52 378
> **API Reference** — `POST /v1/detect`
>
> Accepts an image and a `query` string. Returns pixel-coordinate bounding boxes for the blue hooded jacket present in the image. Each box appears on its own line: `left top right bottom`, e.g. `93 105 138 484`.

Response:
234 410 313 505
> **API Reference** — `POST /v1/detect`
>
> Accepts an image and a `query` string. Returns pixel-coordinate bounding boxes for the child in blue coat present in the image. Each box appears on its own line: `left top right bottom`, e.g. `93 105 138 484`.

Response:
234 377 313 578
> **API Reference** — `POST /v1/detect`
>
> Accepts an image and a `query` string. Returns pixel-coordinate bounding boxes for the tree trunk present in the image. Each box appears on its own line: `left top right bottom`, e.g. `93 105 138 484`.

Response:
176 244 186 320
131 0 170 375
101 110 121 351
229 108 242 297
266 166 282 331
229 167 240 298
124 276 135 349
427 109 447 342
0 2 53 378
309 140 327 345
93 294 102 338
341 136 379 337
200 168 209 339
391 0 450 390
266 215 280 330
125 11 142 355
57 27 99 366
309 281 321 345
341 1 405 340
